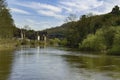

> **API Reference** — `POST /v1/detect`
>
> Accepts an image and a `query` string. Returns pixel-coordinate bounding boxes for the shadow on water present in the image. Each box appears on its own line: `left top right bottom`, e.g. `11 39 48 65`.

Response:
61 53 120 79
0 50 15 80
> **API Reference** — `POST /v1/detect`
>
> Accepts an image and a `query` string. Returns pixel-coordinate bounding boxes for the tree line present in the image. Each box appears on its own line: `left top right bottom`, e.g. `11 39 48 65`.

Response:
0 0 16 38
1 0 120 54
45 5 120 55
0 0 47 40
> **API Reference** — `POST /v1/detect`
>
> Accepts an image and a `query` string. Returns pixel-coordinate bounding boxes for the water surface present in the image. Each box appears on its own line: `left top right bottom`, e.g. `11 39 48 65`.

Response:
0 47 120 80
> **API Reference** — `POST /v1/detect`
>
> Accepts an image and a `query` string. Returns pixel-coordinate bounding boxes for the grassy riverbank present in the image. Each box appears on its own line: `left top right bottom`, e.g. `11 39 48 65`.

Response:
0 39 47 51
0 39 19 51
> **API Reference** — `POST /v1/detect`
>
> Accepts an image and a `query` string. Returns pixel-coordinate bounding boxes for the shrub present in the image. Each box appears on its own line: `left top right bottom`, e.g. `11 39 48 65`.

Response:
79 29 107 51
109 27 120 55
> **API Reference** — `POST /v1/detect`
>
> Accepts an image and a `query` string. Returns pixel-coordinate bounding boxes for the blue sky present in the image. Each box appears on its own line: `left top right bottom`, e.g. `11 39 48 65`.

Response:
6 0 120 31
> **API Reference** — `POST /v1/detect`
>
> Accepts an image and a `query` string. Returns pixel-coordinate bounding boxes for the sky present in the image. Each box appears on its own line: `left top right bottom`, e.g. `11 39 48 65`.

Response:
6 0 120 31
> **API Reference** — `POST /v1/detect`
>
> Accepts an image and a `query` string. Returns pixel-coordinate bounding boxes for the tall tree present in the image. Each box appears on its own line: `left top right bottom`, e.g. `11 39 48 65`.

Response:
111 5 120 15
0 0 15 38
65 14 77 23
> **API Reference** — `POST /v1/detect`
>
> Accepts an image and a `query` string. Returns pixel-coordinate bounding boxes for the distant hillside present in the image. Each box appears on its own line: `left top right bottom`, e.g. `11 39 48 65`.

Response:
43 5 120 47
44 10 119 36
42 5 120 54
43 21 77 39
44 23 67 34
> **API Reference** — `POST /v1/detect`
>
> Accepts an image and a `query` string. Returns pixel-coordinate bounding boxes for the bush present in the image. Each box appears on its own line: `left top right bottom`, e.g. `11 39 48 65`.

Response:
79 29 107 51
59 38 67 46
49 38 60 46
109 27 120 55
21 39 30 45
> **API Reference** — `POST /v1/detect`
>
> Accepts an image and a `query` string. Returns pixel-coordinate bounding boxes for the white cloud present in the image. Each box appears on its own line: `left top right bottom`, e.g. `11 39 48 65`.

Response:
13 1 64 19
10 8 30 15
16 2 62 13
60 0 103 13
87 0 120 15
7 0 120 30
25 18 63 31
26 19 35 23
60 6 72 12
59 0 120 15
37 10 64 19
26 19 50 25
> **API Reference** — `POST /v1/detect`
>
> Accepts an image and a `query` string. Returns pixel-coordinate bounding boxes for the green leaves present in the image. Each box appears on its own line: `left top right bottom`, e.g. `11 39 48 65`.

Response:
80 29 107 51
80 26 120 55
0 0 15 38
111 5 120 15
109 27 120 54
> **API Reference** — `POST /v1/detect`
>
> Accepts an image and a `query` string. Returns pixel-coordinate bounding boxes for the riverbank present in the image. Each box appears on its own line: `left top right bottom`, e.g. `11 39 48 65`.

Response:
0 44 16 51
0 39 18 51
0 38 119 56
0 39 47 51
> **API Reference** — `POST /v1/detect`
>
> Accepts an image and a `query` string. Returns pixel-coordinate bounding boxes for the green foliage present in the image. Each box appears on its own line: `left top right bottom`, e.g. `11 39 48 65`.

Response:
111 5 120 15
102 27 116 48
49 38 60 46
45 6 120 53
65 14 77 22
0 38 19 50
109 27 120 55
41 5 120 55
59 38 67 46
65 22 80 47
0 0 16 38
20 39 30 45
80 29 107 51
49 38 67 46
25 30 36 40
80 26 120 54
79 34 96 50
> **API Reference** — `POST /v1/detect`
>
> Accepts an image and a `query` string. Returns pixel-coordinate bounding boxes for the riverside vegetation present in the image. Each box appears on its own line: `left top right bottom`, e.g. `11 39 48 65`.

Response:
1 0 120 55
0 0 47 49
0 0 17 50
44 5 120 55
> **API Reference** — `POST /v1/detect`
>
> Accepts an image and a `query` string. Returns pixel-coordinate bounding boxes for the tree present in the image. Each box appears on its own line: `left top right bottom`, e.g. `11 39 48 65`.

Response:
0 0 7 10
0 0 15 38
111 5 120 15
110 27 120 54
65 14 77 23
103 27 116 48
23 25 31 30
79 29 107 51
64 14 79 47
44 5 120 51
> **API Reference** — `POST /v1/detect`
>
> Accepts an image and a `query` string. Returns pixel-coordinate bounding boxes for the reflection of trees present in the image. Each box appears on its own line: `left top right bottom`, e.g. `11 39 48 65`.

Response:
63 55 120 72
0 50 14 80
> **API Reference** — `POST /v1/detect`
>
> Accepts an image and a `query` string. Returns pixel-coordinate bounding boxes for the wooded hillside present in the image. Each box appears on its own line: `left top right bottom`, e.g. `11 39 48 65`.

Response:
44 5 120 54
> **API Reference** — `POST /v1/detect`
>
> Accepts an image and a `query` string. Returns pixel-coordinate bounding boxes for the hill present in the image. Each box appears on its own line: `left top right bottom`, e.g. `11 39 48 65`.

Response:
43 5 120 54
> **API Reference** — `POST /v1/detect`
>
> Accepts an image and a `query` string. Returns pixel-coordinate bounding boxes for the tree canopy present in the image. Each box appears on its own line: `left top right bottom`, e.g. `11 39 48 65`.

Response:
44 5 120 54
0 0 16 38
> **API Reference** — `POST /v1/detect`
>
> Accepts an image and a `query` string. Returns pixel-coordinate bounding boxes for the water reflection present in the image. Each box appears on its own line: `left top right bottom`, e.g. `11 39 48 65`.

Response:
9 47 71 80
0 47 120 80
62 54 120 80
0 50 14 80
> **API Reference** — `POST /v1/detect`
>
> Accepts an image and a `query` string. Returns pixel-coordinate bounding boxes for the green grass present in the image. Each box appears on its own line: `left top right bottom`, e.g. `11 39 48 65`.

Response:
0 39 18 51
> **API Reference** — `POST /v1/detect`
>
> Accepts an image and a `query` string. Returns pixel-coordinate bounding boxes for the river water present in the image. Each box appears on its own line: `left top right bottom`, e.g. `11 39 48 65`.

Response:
0 47 120 80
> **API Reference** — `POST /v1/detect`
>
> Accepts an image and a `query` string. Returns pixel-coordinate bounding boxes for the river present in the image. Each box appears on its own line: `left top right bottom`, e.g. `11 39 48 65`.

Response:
0 47 120 80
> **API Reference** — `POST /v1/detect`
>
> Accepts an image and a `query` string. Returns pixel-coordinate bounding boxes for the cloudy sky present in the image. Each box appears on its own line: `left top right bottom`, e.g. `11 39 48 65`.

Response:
6 0 120 31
